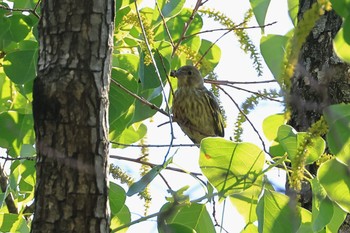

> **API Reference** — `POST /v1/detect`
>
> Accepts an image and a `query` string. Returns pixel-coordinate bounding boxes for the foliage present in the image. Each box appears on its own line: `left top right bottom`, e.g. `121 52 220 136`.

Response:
0 0 349 233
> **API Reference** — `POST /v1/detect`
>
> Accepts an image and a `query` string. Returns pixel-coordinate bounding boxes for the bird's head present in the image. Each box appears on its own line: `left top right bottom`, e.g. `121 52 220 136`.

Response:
170 65 204 88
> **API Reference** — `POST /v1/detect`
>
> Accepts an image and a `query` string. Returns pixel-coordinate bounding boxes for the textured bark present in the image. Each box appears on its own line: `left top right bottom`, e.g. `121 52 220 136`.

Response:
288 0 350 231
31 0 114 232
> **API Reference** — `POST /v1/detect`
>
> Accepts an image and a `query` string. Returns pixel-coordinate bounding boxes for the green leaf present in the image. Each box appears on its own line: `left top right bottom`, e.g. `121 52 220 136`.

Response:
287 0 299 26
3 49 38 84
13 0 37 8
333 28 350 63
159 8 202 41
131 87 163 123
199 138 265 196
112 122 147 147
257 190 312 232
343 16 350 44
161 223 196 233
310 178 333 232
109 66 139 140
198 39 221 76
250 0 271 33
127 165 163 196
138 52 170 89
0 213 30 233
277 124 297 158
229 184 262 223
329 0 350 18
109 182 126 215
324 104 350 163
158 0 185 18
110 205 131 233
260 34 289 82
158 203 215 233
0 14 30 44
262 113 285 141
318 158 350 213
326 202 347 232
0 111 34 156
297 132 325 164
127 156 173 196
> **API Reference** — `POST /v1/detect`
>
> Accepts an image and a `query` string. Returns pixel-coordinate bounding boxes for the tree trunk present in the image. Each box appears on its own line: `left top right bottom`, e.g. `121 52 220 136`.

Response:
288 0 350 231
31 0 114 232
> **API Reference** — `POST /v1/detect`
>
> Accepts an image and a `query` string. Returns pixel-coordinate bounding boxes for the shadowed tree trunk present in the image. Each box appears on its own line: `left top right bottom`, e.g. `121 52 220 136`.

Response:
31 0 114 232
288 0 350 231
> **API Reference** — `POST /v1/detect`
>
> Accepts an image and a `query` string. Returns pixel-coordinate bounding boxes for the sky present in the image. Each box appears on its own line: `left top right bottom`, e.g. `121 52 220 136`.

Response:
112 0 294 232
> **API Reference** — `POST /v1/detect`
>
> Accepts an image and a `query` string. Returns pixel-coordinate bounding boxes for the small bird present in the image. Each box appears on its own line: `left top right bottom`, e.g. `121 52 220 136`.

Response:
170 65 225 145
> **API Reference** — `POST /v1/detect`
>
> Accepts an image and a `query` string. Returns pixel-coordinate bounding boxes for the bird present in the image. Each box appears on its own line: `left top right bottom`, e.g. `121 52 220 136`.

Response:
170 65 225 145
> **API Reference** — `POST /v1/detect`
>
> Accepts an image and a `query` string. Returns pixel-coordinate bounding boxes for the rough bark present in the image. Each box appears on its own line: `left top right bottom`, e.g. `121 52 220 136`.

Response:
31 0 114 232
287 0 350 231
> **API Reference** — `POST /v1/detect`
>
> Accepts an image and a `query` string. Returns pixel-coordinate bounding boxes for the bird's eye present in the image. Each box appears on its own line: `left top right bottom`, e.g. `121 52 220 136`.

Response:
187 70 192 75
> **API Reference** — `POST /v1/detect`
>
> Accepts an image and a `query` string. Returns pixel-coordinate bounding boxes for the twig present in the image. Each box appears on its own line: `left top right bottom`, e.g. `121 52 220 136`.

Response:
183 21 277 40
0 156 35 161
172 0 204 56
223 84 283 103
0 165 18 214
195 29 231 67
135 1 175 162
205 79 277 85
0 0 41 18
217 86 270 155
110 78 169 117
156 50 175 97
110 141 197 148
155 1 174 47
110 154 202 176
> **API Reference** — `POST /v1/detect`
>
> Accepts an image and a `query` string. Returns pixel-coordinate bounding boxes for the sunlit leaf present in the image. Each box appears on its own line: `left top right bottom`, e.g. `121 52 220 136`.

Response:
287 0 298 26
250 0 271 33
333 28 350 63
199 138 265 196
318 159 350 213
3 49 38 84
257 190 312 232
110 205 131 233
158 203 215 233
262 113 285 141
324 104 350 163
260 34 289 82
110 182 127 215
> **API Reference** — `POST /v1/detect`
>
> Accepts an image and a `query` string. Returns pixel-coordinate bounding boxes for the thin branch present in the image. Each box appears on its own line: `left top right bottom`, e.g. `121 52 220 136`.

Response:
0 165 18 214
195 29 231 67
135 1 175 162
155 1 174 47
114 211 160 231
172 0 204 56
0 156 35 161
183 21 277 40
156 50 175 97
110 78 169 117
110 141 197 148
110 154 202 177
205 79 277 85
223 84 283 103
217 86 270 155
0 0 41 18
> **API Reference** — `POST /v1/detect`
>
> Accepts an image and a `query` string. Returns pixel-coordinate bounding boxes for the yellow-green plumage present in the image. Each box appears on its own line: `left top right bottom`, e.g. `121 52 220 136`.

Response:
171 65 224 145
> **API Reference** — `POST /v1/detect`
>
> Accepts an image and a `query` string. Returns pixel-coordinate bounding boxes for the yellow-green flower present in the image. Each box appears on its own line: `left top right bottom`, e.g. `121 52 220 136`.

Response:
171 65 225 145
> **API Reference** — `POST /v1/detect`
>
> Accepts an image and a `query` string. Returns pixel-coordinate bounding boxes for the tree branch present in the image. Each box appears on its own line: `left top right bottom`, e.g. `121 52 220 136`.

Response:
0 0 41 18
0 165 18 214
110 154 202 177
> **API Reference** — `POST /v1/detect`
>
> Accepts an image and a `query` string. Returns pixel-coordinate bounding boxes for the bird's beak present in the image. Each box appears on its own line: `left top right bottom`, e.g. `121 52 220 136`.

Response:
170 70 177 77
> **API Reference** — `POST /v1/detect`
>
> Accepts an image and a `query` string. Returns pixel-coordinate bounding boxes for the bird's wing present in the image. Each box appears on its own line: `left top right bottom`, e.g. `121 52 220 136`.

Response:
204 90 225 137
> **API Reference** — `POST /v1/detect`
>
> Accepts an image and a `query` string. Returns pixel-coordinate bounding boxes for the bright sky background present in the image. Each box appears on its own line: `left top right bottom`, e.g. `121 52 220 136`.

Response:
112 0 294 232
